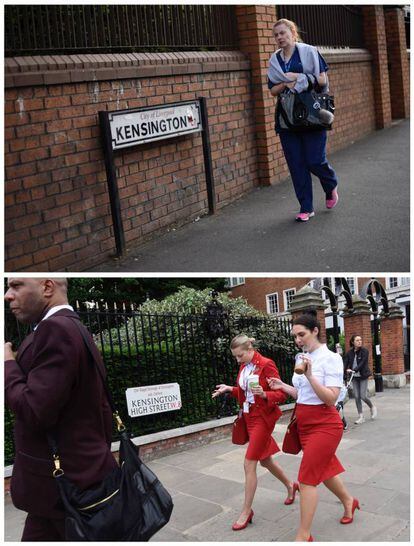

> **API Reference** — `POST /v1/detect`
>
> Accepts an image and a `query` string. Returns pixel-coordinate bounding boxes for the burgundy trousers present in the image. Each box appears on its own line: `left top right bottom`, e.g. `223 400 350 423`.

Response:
21 514 65 542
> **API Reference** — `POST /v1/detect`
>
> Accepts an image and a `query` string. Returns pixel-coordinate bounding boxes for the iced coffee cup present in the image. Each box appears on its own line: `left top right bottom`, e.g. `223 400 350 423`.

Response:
247 374 260 389
294 353 309 375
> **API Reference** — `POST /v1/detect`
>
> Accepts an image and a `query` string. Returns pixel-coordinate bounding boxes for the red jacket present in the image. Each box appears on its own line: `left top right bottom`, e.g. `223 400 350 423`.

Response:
230 351 287 429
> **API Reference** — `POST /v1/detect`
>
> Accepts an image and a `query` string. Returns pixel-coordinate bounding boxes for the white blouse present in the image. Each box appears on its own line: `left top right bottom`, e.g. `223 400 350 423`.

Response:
292 344 343 405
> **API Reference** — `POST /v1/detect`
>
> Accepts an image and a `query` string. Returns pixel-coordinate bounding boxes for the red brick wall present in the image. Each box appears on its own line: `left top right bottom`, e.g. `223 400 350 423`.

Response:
362 6 392 128
231 278 313 313
384 8 410 119
380 317 405 375
323 55 376 153
5 54 257 271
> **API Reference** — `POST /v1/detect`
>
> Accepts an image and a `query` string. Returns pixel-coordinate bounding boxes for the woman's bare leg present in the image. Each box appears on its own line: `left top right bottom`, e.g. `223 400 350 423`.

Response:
260 456 294 497
295 483 318 541
323 475 354 517
235 458 258 524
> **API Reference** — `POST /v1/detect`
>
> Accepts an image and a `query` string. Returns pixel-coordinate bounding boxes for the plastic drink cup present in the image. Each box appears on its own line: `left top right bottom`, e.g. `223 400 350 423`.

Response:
247 374 260 389
294 353 309 375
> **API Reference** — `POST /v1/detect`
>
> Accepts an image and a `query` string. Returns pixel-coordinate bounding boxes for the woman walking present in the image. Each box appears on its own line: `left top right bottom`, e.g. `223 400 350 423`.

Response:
268 314 359 541
212 335 297 531
268 18 339 222
343 335 377 424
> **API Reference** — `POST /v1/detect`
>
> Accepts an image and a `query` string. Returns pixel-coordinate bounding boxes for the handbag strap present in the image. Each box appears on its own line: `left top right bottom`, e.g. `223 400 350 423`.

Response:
46 315 126 477
288 403 297 425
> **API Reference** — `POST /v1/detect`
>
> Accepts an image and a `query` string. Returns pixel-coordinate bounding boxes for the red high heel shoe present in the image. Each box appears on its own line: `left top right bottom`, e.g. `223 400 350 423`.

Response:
308 536 314 542
340 498 360 524
232 509 254 531
284 482 300 505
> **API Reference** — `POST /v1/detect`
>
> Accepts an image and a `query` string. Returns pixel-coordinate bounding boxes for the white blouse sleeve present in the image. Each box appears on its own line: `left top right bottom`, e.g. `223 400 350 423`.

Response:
324 353 344 388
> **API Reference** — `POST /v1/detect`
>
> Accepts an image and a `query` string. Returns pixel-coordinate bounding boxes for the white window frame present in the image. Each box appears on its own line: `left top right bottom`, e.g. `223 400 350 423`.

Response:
386 277 410 290
266 292 279 315
226 277 245 288
387 277 399 289
283 288 296 311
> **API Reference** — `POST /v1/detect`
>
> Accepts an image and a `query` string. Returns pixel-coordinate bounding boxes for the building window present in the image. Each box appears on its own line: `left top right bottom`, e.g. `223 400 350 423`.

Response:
266 292 279 315
388 277 399 289
226 277 245 288
345 277 356 294
283 288 296 311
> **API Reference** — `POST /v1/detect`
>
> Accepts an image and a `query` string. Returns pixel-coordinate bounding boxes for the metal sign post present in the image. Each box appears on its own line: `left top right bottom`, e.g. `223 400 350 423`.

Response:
99 98 216 257
99 111 126 257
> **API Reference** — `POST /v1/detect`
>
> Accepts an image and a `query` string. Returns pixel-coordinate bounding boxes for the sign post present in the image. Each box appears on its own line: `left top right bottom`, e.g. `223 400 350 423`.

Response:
99 98 215 257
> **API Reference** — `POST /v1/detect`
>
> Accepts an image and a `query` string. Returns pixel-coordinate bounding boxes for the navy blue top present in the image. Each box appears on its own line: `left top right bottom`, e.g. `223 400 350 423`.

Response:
268 46 329 132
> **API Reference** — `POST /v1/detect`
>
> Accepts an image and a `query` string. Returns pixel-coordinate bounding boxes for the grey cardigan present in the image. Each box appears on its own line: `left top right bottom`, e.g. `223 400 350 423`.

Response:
267 42 329 93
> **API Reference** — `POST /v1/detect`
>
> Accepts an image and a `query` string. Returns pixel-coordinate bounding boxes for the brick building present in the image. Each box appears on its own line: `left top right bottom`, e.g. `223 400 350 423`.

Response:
5 5 410 271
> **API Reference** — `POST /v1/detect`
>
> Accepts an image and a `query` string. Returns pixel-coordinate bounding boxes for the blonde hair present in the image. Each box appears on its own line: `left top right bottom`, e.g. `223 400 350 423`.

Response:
230 334 255 351
273 18 302 42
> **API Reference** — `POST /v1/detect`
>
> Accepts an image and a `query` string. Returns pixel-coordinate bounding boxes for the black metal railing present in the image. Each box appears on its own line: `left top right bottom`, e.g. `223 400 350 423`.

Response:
277 5 365 48
5 308 295 465
5 5 239 56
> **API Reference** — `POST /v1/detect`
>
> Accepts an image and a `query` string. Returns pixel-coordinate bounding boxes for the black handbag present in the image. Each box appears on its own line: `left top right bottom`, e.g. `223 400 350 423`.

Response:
47 318 174 541
277 75 335 132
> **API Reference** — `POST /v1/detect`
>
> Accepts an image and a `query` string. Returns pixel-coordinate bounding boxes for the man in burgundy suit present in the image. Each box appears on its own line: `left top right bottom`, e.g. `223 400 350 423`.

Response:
5 278 117 541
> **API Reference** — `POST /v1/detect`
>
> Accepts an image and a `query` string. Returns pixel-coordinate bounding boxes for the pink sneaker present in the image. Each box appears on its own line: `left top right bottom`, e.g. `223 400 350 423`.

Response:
295 212 315 222
326 189 339 209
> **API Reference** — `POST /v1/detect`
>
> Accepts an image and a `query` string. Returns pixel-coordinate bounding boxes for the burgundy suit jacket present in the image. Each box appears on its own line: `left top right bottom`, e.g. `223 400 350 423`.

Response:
5 309 117 518
231 351 287 429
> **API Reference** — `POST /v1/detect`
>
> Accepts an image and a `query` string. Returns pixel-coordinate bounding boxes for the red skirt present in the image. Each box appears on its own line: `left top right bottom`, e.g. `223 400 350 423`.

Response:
244 407 280 461
296 404 345 486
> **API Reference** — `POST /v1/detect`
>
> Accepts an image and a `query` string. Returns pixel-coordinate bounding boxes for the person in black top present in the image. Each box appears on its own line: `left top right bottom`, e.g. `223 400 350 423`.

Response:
343 335 377 424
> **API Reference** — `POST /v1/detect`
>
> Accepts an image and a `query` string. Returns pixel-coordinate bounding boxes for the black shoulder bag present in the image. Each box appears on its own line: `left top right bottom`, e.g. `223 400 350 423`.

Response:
276 75 335 132
47 318 173 541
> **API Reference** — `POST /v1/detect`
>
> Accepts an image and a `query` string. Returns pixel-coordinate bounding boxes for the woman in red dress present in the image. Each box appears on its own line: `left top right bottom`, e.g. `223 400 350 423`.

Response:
212 334 298 531
268 313 359 541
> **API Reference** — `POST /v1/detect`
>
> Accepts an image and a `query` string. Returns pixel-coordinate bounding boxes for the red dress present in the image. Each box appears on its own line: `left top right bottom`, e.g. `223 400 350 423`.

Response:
231 351 287 460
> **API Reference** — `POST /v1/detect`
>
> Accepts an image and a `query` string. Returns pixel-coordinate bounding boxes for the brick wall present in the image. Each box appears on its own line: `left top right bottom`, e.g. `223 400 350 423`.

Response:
380 315 405 376
384 8 410 119
362 6 392 129
5 52 257 271
3 48 384 271
231 277 313 313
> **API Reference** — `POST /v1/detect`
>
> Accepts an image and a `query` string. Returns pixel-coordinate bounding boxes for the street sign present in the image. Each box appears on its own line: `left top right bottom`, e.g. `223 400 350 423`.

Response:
125 382 182 417
108 101 202 150
99 97 215 257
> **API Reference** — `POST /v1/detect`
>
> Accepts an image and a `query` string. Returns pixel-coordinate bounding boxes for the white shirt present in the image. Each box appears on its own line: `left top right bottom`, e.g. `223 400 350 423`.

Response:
239 363 256 404
292 344 343 405
33 305 74 330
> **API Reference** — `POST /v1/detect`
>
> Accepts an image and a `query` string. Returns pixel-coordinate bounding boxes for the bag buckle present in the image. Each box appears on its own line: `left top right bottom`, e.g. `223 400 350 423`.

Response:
114 411 126 432
52 454 65 477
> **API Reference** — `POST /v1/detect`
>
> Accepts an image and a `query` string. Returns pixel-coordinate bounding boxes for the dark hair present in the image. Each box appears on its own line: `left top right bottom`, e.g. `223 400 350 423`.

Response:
292 312 321 339
349 334 362 348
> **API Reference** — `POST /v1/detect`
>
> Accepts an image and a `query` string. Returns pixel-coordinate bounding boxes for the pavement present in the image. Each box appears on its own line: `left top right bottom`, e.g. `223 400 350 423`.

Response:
4 385 410 542
93 119 410 273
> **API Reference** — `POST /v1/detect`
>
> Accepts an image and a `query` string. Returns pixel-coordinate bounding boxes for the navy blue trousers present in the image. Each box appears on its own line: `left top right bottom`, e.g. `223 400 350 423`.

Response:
279 130 338 213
